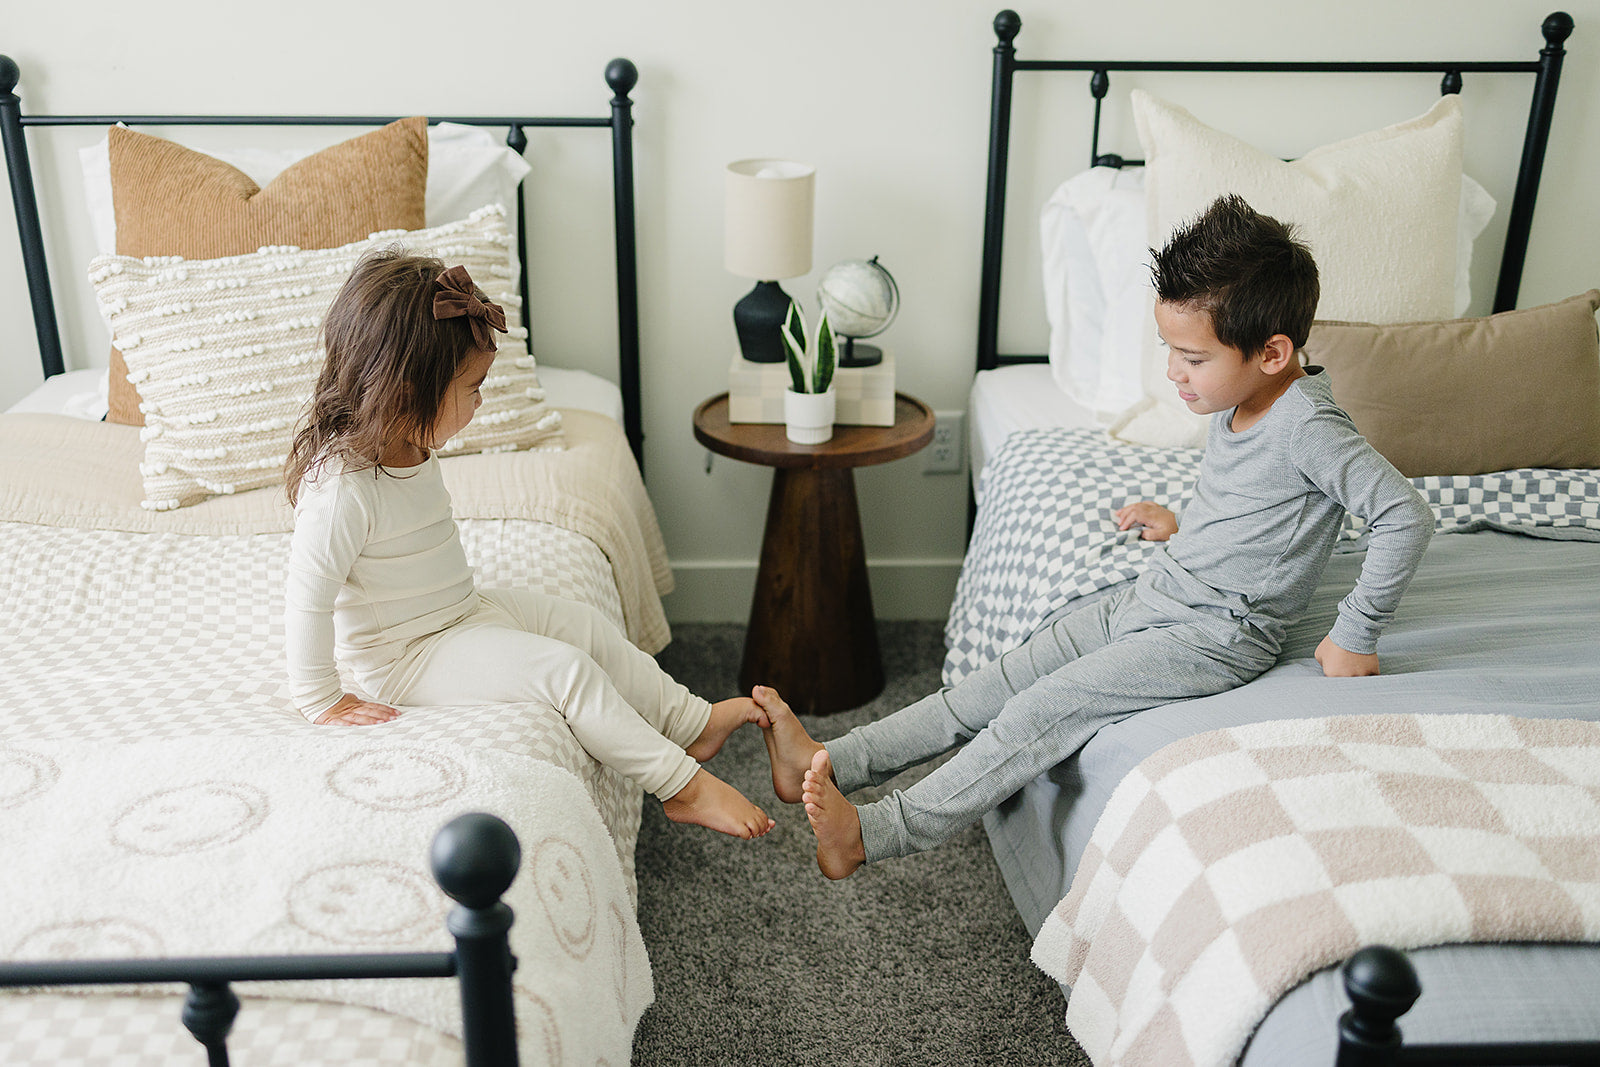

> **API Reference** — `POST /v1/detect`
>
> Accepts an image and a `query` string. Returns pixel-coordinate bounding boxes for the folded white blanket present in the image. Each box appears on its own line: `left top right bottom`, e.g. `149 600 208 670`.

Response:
2 733 653 1063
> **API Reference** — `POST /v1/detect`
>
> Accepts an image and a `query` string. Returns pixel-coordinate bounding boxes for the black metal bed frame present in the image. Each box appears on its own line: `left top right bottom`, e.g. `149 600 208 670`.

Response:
1337 945 1600 1066
0 812 524 1067
973 13 1600 1061
975 9 1575 376
0 55 646 473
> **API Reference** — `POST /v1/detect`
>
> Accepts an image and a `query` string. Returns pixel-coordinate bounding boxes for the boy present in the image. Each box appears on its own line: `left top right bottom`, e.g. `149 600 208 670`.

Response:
757 193 1434 879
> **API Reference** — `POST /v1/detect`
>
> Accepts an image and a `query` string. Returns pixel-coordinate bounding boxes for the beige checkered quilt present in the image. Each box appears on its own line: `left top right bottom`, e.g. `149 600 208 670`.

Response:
1032 714 1600 1067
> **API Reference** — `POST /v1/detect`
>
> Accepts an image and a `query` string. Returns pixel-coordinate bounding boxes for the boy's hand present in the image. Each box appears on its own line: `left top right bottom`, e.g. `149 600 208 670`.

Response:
1315 636 1380 678
1115 501 1178 542
315 693 400 726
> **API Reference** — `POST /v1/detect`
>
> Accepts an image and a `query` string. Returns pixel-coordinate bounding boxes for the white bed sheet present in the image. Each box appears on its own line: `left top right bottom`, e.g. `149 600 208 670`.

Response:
967 363 1099 494
4 364 625 424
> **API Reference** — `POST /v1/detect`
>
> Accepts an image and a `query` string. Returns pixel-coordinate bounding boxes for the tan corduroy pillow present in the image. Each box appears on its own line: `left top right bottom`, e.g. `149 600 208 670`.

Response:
105 117 429 425
1304 290 1600 477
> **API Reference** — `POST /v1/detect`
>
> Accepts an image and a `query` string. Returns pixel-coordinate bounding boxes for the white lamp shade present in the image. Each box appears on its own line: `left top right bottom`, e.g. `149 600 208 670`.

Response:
724 159 815 280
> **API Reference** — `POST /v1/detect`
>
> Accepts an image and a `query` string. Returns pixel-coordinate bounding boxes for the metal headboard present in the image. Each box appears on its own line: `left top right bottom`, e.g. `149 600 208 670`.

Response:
0 56 647 473
975 9 1575 373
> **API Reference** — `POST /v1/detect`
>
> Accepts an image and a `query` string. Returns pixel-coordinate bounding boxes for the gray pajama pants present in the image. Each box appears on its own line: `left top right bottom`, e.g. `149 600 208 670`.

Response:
826 585 1273 864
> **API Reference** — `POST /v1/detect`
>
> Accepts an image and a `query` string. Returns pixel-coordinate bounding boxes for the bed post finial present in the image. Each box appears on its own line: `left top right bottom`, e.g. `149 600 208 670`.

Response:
433 813 521 1067
994 10 1021 45
432 811 520 908
0 56 18 95
606 57 639 99
1543 11 1575 45
1335 945 1420 1067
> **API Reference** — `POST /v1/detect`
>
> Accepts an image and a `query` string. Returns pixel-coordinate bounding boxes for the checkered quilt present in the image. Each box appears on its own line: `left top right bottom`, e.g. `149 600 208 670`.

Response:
945 429 1600 685
0 516 642 1066
1031 714 1600 1067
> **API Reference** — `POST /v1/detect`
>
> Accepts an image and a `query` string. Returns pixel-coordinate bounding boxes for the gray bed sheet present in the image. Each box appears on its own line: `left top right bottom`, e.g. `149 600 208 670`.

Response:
980 529 1600 1062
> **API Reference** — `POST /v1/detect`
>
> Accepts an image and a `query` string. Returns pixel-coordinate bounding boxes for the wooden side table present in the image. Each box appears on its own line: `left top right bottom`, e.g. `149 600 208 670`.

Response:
693 392 935 715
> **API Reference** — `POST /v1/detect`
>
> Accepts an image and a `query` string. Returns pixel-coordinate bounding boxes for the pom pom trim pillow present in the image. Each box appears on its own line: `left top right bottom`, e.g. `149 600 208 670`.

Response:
90 204 563 511
102 117 431 427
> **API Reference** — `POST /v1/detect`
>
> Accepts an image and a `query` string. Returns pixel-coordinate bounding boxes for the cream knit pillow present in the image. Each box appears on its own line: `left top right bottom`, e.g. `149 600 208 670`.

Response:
90 204 563 510
1117 91 1465 448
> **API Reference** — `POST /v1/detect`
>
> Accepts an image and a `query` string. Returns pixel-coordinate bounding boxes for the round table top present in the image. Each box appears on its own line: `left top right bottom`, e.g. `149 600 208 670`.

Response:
693 392 935 470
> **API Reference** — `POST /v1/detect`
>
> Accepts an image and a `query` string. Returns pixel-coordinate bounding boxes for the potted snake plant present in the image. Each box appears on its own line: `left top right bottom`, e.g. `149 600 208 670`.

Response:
779 301 838 444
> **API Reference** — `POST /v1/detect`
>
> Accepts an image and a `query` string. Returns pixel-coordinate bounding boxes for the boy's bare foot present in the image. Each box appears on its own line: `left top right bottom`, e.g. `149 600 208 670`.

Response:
753 685 825 804
802 750 866 880
662 768 776 840
685 696 765 763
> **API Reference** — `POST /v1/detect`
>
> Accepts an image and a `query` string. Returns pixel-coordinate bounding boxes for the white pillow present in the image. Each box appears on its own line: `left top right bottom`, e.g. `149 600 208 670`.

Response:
1103 91 1465 448
89 204 563 511
80 122 531 255
1042 164 1496 434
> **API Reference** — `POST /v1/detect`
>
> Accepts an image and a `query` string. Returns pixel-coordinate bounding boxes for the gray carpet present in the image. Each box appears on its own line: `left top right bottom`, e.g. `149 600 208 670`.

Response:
632 621 1089 1067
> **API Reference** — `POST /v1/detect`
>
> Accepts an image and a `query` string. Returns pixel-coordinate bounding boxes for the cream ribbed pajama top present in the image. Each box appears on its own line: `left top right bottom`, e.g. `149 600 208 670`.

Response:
284 455 708 798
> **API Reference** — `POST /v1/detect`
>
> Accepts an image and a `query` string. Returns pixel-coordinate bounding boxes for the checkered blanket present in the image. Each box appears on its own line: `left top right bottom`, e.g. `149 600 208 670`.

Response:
944 429 1600 684
1031 714 1600 1067
0 411 672 1065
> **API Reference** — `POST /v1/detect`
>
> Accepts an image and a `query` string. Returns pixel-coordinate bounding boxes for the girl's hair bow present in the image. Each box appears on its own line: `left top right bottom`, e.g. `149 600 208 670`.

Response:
432 265 508 351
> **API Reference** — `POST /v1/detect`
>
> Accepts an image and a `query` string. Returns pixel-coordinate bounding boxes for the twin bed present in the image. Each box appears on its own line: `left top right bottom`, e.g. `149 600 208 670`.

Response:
1 58 659 1064
959 10 1600 1066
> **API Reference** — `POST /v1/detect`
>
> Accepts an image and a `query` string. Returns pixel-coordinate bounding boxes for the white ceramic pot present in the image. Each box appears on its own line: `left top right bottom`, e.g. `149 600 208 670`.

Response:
784 387 836 444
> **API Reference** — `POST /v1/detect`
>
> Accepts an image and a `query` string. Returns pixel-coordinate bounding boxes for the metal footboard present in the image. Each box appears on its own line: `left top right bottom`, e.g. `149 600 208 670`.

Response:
0 812 523 1067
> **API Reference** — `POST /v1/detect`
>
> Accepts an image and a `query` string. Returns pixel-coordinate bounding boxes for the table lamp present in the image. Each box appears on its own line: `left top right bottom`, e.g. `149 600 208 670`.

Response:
724 159 815 363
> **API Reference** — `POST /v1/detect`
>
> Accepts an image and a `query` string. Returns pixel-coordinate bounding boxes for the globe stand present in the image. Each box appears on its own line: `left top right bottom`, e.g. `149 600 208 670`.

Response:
837 336 883 368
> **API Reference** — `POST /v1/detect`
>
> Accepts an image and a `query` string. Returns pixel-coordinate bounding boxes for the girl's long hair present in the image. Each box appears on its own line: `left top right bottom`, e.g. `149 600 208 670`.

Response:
284 249 483 505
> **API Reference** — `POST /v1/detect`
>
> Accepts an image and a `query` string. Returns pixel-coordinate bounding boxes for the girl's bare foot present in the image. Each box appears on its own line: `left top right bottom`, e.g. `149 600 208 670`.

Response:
685 696 765 763
662 768 776 839
802 750 865 879
753 685 824 804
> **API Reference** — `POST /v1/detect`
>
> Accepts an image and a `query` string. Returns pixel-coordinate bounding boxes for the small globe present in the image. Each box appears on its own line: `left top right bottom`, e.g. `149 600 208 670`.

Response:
817 257 899 340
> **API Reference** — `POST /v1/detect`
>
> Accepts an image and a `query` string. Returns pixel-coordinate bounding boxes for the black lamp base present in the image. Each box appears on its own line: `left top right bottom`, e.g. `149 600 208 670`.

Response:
733 280 793 363
837 337 883 368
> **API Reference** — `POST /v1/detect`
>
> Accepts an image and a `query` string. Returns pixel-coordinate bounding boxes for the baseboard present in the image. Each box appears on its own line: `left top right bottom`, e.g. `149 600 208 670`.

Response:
663 558 963 624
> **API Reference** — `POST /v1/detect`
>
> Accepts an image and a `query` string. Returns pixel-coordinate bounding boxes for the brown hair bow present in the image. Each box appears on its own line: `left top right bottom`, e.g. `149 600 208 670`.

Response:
433 265 508 352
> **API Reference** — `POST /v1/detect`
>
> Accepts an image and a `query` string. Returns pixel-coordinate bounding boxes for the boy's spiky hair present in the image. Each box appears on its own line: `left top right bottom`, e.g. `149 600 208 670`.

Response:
1150 194 1320 356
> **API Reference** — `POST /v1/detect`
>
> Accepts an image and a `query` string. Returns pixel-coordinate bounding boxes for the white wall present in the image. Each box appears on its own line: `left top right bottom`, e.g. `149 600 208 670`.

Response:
4 0 1597 623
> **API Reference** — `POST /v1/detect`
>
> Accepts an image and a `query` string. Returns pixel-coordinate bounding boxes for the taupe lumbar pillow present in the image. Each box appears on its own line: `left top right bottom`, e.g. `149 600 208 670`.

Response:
1304 290 1600 477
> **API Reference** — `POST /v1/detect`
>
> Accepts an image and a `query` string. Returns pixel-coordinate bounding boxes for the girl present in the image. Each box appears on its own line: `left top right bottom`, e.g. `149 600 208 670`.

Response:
283 249 775 839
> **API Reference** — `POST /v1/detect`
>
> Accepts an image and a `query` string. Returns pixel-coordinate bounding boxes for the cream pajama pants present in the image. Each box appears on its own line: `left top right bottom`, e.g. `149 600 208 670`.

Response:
375 588 710 800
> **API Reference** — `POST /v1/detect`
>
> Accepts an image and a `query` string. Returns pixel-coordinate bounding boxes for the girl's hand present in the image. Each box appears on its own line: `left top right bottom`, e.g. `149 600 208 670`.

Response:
315 693 400 726
1315 636 1380 678
1114 501 1178 541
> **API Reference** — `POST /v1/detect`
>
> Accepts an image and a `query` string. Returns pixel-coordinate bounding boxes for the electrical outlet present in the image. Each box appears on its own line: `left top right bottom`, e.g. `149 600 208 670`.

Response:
925 411 964 474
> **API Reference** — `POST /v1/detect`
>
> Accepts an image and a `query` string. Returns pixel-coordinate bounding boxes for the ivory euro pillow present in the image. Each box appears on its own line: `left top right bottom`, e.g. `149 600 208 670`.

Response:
89 205 563 511
1041 165 1495 424
1114 91 1465 448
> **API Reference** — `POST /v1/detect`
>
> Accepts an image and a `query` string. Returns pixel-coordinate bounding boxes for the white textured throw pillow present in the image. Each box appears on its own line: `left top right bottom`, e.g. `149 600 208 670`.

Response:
1115 91 1464 448
90 204 563 510
1041 165 1495 428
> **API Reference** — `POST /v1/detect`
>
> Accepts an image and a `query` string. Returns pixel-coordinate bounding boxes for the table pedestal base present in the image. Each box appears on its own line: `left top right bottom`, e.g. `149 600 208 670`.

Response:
738 467 884 715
